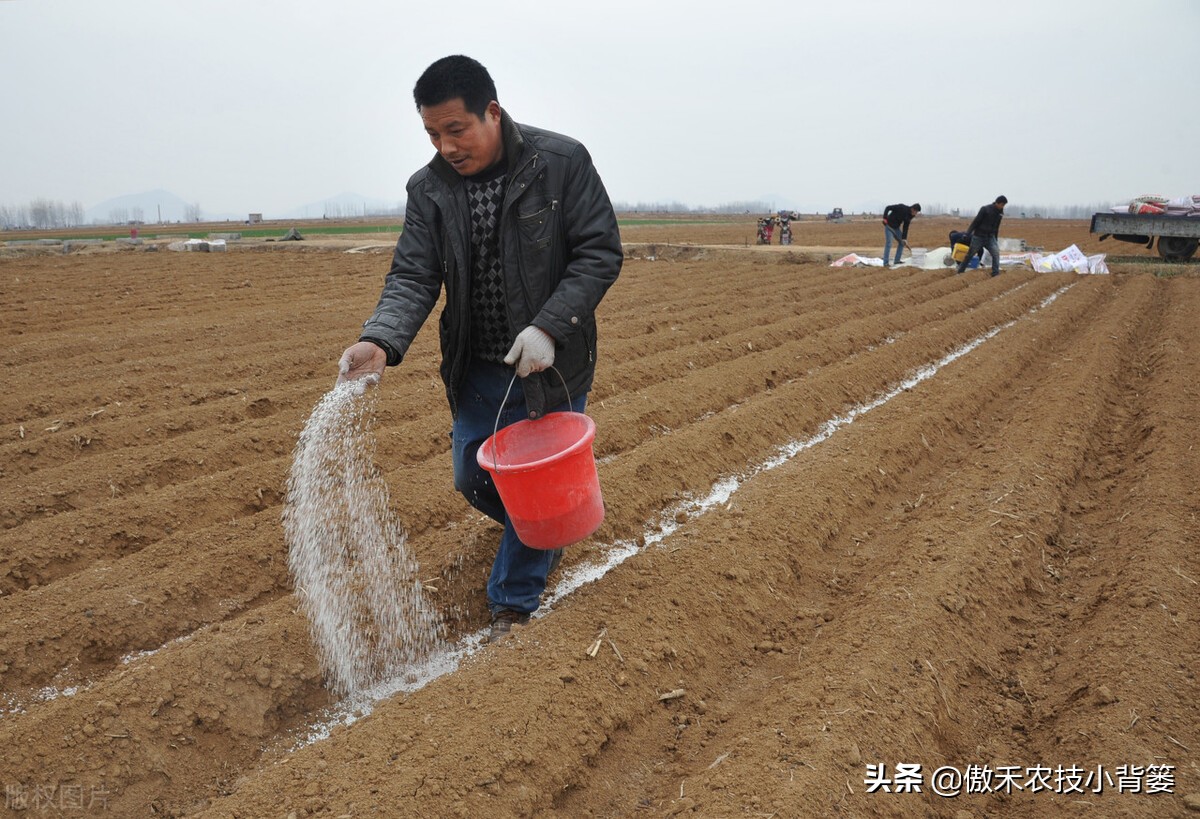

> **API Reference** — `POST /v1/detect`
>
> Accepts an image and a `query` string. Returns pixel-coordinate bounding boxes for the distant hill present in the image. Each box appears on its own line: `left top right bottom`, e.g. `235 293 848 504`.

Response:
85 189 240 224
278 192 405 221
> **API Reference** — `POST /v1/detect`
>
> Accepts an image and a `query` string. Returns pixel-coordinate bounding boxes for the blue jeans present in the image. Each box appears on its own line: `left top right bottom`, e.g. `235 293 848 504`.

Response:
883 225 905 265
451 358 587 616
957 234 1001 275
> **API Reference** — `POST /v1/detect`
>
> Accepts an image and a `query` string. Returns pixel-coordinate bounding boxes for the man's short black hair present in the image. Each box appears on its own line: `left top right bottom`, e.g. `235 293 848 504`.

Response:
995 195 1008 205
413 55 498 119
912 203 922 212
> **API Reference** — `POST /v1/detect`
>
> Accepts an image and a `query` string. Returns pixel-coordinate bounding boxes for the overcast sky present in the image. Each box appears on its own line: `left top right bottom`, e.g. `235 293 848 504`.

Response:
2 0 1197 218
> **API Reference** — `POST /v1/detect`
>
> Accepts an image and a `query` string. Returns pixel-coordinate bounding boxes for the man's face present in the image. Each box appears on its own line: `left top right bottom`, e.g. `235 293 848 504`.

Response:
996 201 1007 212
420 98 503 176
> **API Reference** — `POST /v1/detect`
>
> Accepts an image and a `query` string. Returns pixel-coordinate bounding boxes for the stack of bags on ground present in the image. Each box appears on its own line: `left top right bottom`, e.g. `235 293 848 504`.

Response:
832 245 1108 274
167 238 227 253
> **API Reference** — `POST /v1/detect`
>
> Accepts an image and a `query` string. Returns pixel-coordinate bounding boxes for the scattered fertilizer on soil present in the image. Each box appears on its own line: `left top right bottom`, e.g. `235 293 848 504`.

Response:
283 380 446 697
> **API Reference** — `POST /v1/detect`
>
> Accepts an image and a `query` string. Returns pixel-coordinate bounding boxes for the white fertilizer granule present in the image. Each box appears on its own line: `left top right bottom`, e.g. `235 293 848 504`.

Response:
283 380 446 697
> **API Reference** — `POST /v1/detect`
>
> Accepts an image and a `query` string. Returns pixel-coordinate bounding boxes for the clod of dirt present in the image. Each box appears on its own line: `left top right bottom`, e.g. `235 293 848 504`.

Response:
1095 684 1119 705
667 797 696 815
1181 793 1200 811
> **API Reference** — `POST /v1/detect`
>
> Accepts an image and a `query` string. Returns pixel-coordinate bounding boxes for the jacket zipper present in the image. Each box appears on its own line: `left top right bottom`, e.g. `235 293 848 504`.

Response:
504 153 540 328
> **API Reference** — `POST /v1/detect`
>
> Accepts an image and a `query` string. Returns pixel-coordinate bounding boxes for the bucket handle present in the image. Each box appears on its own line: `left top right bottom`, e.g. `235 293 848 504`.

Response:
490 365 573 475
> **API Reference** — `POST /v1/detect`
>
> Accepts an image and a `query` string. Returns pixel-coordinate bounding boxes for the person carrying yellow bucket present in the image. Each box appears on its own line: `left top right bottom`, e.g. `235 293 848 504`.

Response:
949 229 983 268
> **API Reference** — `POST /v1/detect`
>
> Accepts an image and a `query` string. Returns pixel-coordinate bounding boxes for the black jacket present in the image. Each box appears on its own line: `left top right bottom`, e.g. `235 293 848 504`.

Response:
361 110 623 419
883 204 916 238
966 204 1004 238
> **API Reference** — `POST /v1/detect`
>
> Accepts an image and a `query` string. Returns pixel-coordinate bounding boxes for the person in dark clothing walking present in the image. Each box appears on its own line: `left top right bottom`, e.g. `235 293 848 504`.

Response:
956 196 1008 276
335 55 623 642
882 202 920 267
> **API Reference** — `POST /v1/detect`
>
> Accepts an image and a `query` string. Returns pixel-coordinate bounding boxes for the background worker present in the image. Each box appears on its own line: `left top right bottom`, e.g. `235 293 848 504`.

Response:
778 213 792 245
948 228 985 266
335 55 623 642
756 217 770 245
956 195 1008 276
882 202 921 267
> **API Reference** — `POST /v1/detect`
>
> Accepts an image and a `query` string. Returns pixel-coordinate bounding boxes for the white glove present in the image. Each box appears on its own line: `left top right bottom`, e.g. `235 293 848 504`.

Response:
504 326 556 378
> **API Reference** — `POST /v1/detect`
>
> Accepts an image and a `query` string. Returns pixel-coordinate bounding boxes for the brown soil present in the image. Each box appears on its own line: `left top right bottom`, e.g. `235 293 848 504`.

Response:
1 219 1197 817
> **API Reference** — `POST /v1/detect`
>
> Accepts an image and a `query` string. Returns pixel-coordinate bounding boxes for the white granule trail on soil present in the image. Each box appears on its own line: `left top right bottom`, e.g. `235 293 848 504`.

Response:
284 381 446 697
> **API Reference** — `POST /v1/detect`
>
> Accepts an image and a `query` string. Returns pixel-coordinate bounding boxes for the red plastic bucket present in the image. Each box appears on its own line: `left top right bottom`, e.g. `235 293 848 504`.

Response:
477 411 604 549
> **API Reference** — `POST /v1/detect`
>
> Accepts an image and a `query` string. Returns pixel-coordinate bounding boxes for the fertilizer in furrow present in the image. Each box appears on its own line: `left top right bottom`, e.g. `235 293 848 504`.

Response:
283 381 447 697
283 283 1079 746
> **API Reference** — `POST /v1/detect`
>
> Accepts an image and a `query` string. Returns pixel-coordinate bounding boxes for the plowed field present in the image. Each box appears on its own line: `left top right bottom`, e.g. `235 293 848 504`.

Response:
1 218 1197 817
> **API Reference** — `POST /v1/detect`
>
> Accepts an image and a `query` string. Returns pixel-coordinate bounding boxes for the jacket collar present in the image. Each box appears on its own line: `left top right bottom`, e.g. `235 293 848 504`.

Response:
499 109 525 174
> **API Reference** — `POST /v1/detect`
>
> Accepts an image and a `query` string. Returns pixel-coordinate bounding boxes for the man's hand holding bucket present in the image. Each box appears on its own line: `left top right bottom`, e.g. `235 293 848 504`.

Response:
504 325 555 378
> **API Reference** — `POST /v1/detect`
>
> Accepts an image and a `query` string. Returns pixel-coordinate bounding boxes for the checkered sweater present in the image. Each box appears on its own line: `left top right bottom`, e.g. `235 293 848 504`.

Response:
465 171 510 362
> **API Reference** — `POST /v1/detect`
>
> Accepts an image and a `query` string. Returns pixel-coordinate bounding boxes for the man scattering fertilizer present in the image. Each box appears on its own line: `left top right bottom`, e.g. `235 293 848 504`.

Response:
336 55 623 642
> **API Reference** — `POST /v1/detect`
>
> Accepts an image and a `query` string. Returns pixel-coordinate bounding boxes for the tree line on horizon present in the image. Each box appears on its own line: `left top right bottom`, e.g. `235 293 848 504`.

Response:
614 200 1116 219
1 199 86 230
920 201 1116 219
1 198 413 229
2 196 1119 230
